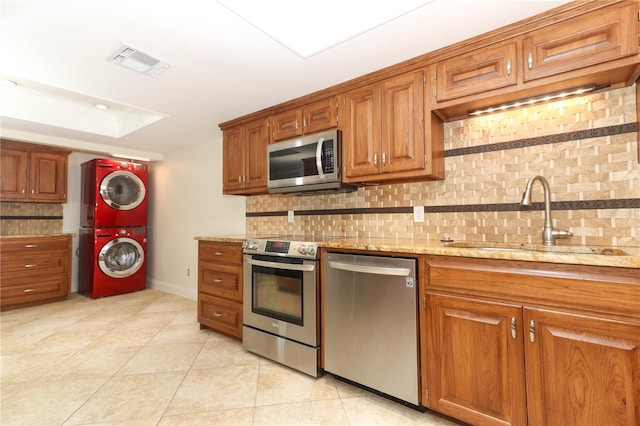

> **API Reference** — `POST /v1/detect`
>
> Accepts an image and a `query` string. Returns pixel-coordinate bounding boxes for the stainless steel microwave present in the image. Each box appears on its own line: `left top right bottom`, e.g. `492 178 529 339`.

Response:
267 129 357 194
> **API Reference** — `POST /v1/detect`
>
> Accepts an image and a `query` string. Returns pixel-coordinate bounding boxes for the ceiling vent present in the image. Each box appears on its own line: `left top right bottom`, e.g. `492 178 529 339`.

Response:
107 44 173 77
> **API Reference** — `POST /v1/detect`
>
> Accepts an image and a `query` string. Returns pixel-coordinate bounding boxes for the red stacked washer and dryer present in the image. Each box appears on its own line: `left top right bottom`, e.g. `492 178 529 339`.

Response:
78 159 148 298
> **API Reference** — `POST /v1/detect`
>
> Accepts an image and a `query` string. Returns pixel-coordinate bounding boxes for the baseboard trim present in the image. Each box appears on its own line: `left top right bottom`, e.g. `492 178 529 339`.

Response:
148 278 197 301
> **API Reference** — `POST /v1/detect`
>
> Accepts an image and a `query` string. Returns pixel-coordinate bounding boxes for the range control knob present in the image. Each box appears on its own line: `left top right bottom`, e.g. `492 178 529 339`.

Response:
297 245 308 255
307 246 316 256
244 241 258 250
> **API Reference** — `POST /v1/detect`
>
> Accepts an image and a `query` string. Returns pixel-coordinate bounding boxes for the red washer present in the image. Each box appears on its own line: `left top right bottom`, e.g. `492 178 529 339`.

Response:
78 227 147 298
81 159 148 227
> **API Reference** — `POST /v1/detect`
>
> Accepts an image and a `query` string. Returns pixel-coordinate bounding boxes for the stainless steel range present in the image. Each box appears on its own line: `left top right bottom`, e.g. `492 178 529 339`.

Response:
242 236 321 377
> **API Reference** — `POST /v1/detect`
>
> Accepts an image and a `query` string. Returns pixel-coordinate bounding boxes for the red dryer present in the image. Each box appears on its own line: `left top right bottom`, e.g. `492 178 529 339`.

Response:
81 159 148 227
78 227 147 298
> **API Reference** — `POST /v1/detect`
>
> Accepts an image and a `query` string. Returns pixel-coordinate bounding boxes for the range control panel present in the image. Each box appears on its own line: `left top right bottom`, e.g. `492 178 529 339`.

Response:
243 239 318 259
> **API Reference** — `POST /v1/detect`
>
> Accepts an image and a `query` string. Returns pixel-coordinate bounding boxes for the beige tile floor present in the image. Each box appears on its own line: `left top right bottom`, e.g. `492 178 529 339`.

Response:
1 289 460 426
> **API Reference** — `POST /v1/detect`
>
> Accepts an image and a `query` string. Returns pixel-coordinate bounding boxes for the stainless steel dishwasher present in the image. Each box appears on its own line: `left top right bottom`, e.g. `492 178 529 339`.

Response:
323 252 419 406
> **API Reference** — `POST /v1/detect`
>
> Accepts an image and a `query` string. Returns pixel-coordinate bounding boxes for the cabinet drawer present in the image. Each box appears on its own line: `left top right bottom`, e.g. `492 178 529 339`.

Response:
1 250 69 276
436 41 517 102
198 294 242 339
198 241 242 265
1 274 69 307
199 263 242 301
1 236 70 253
522 4 637 82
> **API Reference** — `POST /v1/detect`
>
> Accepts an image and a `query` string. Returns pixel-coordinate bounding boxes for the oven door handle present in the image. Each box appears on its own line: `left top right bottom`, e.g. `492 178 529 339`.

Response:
247 258 316 272
327 261 410 277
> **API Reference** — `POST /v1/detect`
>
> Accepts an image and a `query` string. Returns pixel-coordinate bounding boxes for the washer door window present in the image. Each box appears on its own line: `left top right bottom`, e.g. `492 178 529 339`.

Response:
100 171 146 211
98 238 144 278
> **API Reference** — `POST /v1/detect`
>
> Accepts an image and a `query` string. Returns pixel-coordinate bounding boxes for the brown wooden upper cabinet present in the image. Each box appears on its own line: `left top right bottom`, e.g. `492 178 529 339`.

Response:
222 117 269 195
523 3 637 82
342 70 443 183
271 96 339 142
0 140 69 203
435 41 518 102
432 2 639 119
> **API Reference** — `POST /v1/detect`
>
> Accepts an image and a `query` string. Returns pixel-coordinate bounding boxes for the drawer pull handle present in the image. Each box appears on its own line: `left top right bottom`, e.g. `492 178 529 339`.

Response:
213 312 223 318
23 288 36 293
213 279 223 284
25 244 38 248
214 252 224 256
510 317 516 339
25 264 37 268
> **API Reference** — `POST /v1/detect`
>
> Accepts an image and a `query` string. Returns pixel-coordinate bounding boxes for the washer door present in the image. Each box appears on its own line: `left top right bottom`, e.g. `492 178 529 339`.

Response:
99 171 146 211
98 238 144 278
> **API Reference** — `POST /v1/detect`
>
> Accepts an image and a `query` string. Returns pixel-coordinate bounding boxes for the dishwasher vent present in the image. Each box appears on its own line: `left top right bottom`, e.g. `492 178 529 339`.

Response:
107 44 173 77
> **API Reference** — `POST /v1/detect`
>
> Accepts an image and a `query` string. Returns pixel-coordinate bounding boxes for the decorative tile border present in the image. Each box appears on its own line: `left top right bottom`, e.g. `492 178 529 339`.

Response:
445 123 637 157
247 199 640 218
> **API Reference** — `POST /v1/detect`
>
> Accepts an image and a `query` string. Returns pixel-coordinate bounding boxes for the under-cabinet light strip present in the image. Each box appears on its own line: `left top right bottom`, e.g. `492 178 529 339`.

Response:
468 84 601 116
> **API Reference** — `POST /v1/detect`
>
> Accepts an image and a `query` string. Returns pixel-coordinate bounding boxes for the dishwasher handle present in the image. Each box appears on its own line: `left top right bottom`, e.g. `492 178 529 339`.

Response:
327 260 411 277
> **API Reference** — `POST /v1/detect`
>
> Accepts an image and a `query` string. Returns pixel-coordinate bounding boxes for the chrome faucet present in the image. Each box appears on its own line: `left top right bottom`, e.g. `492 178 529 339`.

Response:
521 175 572 245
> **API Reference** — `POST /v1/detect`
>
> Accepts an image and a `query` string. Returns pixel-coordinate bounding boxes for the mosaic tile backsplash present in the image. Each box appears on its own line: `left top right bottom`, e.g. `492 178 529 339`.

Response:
247 86 639 247
0 203 63 236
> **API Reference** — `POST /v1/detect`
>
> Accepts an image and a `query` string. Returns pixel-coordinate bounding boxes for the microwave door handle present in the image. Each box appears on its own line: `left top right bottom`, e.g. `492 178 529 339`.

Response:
315 137 325 179
247 258 316 272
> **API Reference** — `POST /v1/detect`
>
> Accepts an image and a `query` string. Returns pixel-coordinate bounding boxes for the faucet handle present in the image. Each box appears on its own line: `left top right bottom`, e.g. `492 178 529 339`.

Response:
552 229 573 240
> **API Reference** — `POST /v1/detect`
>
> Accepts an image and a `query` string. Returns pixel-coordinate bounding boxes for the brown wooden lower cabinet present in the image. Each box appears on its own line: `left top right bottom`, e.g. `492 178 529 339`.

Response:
197 241 243 339
422 255 640 426
0 235 71 309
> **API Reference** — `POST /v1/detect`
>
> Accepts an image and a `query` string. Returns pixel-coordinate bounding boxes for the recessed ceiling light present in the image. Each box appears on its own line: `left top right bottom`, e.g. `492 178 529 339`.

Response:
0 79 18 87
217 0 435 58
94 103 109 110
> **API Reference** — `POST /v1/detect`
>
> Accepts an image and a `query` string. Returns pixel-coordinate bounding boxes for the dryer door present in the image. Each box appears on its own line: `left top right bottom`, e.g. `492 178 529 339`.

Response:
99 171 146 211
98 237 144 278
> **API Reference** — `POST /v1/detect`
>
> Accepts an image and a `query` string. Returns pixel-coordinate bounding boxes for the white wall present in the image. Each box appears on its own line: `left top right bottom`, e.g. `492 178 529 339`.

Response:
62 151 107 293
146 138 246 300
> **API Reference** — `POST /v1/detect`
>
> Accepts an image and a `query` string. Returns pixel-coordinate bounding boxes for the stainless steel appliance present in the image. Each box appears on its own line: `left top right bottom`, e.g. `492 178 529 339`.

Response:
324 252 419 405
243 236 321 377
267 129 357 194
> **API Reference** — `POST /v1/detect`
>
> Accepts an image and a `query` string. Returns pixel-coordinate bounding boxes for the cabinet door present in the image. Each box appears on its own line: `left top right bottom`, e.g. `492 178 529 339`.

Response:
524 308 640 426
0 148 29 201
427 293 527 426
222 126 245 193
380 71 425 174
303 97 338 135
29 151 67 202
271 109 303 142
342 84 381 179
244 118 269 190
523 4 637 82
436 42 517 101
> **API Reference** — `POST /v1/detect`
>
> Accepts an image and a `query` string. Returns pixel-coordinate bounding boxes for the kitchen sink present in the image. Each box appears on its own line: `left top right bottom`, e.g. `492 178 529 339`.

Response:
445 241 629 256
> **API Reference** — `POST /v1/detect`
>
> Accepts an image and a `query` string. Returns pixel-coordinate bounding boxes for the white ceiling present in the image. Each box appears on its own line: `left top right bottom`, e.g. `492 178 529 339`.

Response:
0 0 571 161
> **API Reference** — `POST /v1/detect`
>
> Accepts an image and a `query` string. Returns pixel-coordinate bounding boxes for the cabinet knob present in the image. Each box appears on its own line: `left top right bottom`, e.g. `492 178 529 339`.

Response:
214 251 224 256
213 278 223 283
373 153 378 166
23 288 36 293
527 52 533 70
213 312 223 318
506 58 512 76
510 317 517 339
382 152 386 166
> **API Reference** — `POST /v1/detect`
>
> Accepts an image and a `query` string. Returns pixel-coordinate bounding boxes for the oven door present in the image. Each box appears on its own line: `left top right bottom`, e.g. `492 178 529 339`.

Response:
243 254 318 347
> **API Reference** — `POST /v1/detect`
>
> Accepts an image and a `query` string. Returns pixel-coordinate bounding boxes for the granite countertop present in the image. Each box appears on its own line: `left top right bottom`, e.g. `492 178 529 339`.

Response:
0 233 75 239
195 235 640 269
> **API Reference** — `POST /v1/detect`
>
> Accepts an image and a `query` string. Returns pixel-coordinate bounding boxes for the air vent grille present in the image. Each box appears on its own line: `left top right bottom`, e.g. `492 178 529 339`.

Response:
107 44 173 77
